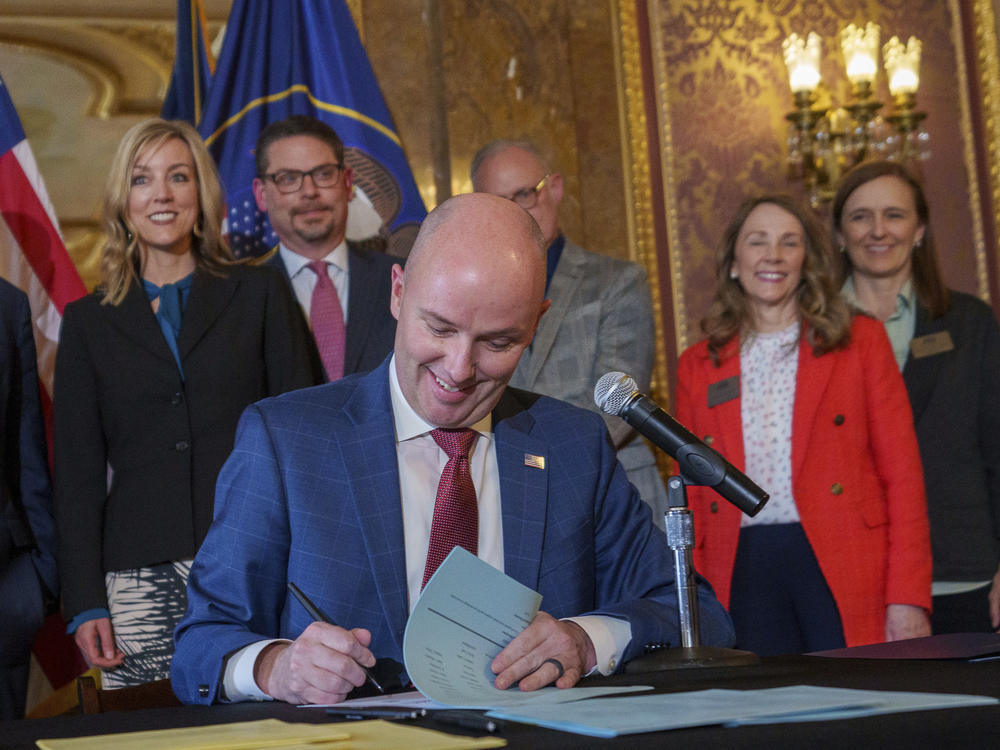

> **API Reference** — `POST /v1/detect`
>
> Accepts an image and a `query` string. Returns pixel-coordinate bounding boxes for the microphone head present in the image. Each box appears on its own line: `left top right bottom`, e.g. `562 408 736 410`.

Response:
594 372 638 416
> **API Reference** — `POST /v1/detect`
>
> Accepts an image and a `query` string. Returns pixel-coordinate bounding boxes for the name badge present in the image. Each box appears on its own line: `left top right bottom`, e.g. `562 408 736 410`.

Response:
707 375 739 408
910 330 954 359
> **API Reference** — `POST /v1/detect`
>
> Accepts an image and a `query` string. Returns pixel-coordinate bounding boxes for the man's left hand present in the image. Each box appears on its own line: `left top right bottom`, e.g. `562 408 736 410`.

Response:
885 603 931 641
490 611 596 691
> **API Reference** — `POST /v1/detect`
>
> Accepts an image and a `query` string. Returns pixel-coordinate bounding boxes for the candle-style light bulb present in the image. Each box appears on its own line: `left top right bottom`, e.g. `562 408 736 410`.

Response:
884 36 922 96
783 32 822 94
841 22 881 86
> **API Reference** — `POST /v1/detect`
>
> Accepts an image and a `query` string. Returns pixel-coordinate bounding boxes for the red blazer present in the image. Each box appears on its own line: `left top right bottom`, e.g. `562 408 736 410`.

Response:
676 315 931 646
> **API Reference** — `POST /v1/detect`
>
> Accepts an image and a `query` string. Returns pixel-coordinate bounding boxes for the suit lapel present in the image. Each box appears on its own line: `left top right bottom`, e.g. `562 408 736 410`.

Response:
903 304 943 425
177 268 239 360
340 364 410 651
492 391 549 591
105 279 176 365
344 244 375 375
520 244 584 386
791 332 835 481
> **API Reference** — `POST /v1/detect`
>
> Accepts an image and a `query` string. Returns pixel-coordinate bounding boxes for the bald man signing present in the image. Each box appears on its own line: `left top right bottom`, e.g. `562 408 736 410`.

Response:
171 194 734 705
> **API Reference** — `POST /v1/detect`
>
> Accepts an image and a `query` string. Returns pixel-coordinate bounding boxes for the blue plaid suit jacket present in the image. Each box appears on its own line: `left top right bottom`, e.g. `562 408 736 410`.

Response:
171 358 733 703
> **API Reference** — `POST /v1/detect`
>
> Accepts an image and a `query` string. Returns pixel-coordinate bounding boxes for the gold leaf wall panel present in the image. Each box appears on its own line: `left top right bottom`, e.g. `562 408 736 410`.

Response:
645 0 988 352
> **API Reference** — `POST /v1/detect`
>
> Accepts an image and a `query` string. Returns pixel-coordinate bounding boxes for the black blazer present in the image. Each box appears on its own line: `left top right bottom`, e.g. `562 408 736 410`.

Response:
261 242 398 379
903 290 1000 581
53 264 318 620
0 278 57 677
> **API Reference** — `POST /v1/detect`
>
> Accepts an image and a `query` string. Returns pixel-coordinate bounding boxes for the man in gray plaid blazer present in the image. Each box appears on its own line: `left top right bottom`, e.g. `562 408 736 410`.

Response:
472 140 669 527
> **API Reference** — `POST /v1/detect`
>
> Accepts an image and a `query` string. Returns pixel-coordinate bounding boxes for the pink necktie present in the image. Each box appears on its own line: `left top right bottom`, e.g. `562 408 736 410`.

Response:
307 260 346 381
421 429 479 588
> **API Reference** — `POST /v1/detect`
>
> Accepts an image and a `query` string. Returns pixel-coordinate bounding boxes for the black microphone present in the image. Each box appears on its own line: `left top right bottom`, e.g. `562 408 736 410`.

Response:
594 371 768 517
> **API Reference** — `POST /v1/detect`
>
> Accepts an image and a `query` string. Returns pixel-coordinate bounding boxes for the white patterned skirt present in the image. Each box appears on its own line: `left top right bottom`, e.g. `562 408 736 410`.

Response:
101 559 192 689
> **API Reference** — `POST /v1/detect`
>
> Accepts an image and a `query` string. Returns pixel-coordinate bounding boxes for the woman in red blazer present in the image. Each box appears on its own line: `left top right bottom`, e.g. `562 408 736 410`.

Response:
676 194 931 653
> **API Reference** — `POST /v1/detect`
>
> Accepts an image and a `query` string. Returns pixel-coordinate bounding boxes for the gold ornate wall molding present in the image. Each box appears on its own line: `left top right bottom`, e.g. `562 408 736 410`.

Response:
950 0 991 303
970 0 1000 301
633 0 993 352
646 0 689 355
613 0 669 404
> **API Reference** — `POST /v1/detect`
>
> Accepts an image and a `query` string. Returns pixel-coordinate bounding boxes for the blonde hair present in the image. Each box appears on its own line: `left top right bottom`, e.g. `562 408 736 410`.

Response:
99 118 233 304
702 194 853 364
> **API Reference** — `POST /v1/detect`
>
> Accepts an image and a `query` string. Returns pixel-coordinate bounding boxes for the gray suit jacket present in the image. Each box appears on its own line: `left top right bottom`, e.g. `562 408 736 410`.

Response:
508 239 668 525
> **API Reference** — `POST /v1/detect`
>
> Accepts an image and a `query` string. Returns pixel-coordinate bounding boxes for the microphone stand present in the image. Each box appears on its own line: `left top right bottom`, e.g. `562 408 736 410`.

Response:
625 473 758 672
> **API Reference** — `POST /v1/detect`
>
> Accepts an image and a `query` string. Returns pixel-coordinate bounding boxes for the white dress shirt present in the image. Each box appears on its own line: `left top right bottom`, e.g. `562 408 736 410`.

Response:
222 355 629 701
280 242 350 323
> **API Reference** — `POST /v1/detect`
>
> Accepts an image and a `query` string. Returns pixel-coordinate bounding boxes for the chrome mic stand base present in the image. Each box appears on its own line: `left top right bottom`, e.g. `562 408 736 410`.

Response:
624 645 759 673
625 475 760 673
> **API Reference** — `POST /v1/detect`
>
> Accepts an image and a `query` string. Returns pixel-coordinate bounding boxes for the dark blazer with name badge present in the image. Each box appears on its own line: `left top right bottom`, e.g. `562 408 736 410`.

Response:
53 264 317 622
261 242 399 380
903 290 1000 582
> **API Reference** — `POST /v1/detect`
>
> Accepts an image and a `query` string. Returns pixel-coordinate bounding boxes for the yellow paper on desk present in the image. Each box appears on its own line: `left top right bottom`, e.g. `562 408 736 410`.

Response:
36 718 505 750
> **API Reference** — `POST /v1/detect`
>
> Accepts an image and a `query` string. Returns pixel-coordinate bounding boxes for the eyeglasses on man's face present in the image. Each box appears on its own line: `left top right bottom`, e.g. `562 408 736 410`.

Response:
507 174 551 210
263 163 345 194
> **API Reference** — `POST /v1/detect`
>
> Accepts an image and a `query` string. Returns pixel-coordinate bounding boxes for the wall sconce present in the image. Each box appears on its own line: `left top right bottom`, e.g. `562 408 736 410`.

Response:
782 23 929 206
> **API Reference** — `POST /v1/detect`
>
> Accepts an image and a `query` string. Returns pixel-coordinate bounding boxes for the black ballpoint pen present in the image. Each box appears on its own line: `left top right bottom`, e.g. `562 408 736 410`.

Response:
325 706 425 720
287 581 385 694
432 710 502 734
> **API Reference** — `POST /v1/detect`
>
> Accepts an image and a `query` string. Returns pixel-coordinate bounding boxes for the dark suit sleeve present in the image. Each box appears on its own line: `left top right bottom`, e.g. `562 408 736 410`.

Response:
13 291 57 598
530 401 734 662
588 427 734 660
977 309 1000 543
260 266 323 393
172 403 292 704
53 302 111 618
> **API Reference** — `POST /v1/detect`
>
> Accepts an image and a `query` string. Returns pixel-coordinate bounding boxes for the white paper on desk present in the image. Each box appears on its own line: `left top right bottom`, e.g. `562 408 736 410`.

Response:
402 547 651 709
726 685 999 725
485 685 999 737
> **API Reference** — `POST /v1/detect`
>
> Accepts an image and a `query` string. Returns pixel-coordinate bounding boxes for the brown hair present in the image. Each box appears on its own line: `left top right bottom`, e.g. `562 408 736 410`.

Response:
702 194 852 364
831 160 949 317
100 118 232 305
255 115 345 177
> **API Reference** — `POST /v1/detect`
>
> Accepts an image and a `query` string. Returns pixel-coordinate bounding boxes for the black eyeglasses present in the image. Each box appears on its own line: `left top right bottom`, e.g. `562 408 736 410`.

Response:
506 174 550 209
263 163 344 193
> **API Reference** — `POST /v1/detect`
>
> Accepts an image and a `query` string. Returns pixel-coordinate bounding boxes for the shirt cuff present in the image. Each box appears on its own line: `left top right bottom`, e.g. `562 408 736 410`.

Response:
66 608 110 634
221 639 290 702
563 615 631 675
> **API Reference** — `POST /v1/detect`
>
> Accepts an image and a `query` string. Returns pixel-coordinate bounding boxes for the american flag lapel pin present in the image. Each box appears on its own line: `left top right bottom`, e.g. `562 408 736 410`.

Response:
524 453 545 470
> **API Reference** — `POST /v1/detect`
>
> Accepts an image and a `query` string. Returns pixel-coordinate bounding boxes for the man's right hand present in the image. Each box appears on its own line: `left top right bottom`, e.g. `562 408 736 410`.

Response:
74 617 124 669
254 622 376 704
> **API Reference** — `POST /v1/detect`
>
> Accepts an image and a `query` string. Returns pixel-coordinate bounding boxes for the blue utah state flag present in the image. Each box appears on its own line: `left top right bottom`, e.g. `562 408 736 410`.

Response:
160 0 215 125
198 0 426 258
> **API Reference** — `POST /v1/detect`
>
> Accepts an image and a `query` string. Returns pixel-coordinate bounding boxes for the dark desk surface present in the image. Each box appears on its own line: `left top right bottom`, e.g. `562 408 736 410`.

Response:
3 656 999 749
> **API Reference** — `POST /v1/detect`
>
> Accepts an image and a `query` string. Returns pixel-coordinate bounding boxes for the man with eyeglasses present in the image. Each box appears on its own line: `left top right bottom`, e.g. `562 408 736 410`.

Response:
471 140 669 528
252 115 398 381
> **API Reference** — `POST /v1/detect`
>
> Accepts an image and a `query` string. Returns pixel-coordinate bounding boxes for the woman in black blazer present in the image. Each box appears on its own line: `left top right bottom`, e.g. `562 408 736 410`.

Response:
833 160 1000 634
54 119 319 687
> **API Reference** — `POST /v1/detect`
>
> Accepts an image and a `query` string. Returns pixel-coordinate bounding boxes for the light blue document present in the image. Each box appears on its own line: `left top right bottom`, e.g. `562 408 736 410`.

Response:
485 685 999 737
402 547 650 709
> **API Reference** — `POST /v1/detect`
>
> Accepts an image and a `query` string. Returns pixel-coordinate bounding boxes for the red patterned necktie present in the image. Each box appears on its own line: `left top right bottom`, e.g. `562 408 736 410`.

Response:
307 260 346 381
421 428 479 589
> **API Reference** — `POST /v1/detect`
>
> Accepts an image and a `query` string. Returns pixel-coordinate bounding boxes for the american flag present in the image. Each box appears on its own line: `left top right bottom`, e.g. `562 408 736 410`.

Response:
0 72 88 700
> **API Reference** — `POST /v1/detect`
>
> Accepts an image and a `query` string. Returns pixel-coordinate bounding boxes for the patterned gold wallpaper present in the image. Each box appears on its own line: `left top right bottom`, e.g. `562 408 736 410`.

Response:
638 0 994 353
